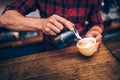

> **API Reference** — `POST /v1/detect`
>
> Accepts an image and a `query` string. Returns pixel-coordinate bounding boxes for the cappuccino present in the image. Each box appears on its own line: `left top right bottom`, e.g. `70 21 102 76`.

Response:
78 40 94 48
76 37 96 56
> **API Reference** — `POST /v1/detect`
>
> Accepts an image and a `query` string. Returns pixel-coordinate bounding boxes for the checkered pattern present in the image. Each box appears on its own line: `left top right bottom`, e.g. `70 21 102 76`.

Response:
4 0 104 50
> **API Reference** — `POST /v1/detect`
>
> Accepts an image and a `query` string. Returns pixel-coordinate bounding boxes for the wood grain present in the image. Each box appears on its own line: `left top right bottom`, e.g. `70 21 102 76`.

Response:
0 43 120 80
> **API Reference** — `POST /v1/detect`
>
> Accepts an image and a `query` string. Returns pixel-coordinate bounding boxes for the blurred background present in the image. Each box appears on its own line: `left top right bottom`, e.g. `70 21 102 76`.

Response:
100 0 120 28
0 0 120 60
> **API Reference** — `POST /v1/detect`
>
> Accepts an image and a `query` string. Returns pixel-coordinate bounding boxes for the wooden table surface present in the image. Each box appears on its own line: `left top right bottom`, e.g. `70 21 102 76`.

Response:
0 43 120 80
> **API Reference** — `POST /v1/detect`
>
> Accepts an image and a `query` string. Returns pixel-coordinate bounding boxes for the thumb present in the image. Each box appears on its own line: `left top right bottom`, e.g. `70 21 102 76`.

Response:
95 41 101 52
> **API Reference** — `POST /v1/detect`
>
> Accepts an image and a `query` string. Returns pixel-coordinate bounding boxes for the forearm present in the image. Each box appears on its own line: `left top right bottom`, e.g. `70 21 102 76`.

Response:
0 10 74 35
0 10 41 31
89 0 104 34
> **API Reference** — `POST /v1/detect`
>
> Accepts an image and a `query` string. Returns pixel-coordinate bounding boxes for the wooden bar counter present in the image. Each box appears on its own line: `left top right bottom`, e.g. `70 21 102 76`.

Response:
0 43 120 80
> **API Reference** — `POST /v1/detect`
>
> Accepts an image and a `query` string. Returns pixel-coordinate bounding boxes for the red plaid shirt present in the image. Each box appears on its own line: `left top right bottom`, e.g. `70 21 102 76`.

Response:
4 0 104 50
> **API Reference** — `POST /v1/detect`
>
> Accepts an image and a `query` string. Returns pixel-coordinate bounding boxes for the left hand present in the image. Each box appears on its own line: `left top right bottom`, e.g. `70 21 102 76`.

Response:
85 30 102 52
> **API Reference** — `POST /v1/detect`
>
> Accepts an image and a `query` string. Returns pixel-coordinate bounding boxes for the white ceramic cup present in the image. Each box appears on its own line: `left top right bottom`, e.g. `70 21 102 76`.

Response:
76 37 97 56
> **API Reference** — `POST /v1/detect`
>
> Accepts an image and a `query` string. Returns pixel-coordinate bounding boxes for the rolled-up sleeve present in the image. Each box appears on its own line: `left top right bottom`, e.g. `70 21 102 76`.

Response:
89 0 104 30
3 0 37 15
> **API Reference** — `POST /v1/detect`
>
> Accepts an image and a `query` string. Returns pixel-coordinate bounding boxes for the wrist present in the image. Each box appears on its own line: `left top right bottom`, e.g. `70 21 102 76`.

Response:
24 17 43 31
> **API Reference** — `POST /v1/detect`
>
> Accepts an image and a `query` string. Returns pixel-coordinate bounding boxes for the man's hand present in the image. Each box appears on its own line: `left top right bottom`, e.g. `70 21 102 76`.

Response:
0 11 74 35
85 26 103 52
39 14 74 35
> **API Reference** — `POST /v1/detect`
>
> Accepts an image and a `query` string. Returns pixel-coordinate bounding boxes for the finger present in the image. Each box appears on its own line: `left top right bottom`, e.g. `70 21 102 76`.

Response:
49 19 64 30
95 41 100 52
49 30 57 35
85 33 92 38
45 31 56 35
44 27 56 35
54 15 74 31
96 38 102 45
45 22 60 34
85 31 94 37
95 33 102 42
47 23 61 33
47 29 57 35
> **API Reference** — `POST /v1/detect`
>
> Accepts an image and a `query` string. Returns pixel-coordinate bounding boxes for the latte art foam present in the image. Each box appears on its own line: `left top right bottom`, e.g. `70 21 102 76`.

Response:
78 40 94 48
76 37 96 56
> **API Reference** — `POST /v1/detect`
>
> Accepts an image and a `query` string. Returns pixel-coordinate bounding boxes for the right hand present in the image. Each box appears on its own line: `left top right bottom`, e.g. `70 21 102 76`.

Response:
39 14 74 35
